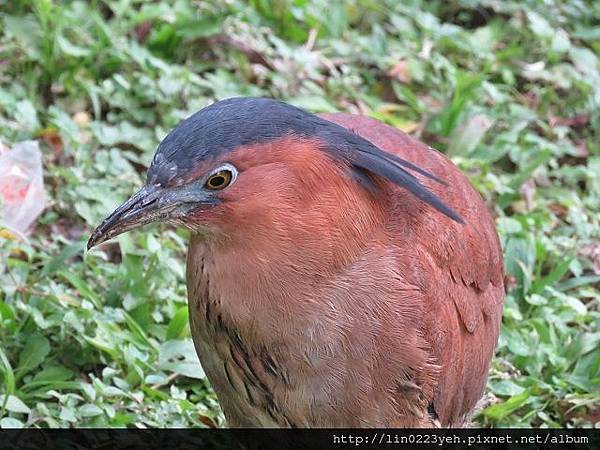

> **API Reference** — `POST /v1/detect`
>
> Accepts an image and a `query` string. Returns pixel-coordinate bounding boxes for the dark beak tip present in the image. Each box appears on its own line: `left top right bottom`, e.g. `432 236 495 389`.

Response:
86 184 176 252
86 233 100 251
87 225 110 251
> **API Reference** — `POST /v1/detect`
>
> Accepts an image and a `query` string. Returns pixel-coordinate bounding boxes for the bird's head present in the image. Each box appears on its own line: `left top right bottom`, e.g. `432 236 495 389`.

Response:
88 97 461 250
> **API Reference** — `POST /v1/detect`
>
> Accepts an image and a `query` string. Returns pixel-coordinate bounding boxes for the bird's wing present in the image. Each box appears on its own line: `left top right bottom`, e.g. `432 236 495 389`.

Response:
319 113 504 425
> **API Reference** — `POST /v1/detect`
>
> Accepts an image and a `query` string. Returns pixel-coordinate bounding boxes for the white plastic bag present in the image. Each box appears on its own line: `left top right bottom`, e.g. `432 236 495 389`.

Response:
0 140 46 237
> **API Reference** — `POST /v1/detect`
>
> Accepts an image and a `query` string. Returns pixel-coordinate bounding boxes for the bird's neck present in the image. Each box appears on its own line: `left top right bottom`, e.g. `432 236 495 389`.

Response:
186 190 388 344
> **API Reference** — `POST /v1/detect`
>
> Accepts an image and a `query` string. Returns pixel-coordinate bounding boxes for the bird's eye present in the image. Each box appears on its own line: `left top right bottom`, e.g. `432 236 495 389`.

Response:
204 164 237 191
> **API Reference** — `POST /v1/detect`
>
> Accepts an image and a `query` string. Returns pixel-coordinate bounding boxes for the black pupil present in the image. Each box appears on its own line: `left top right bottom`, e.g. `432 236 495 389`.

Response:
209 173 227 188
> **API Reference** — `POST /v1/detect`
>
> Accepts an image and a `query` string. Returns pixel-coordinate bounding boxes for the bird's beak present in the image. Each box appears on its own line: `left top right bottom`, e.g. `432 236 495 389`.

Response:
87 184 214 250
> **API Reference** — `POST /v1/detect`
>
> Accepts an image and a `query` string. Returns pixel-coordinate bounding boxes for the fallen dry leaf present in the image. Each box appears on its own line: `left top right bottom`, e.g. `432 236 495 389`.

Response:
208 34 273 69
197 414 218 428
580 242 600 275
73 111 90 127
548 113 589 130
520 91 539 109
39 128 64 159
418 94 444 111
0 228 18 240
397 121 420 133
548 202 569 219
134 20 152 43
519 179 536 211
386 60 411 84
504 274 517 293
574 140 589 158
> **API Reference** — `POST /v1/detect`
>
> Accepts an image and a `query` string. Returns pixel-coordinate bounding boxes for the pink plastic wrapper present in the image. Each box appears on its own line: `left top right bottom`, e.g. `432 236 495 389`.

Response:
0 140 46 237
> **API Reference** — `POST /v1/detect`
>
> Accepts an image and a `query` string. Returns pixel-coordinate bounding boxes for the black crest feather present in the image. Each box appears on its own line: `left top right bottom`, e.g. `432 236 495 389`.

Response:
148 97 463 223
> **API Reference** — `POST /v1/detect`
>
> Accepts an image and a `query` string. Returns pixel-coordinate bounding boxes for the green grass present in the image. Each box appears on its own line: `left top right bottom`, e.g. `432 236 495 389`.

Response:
0 0 599 428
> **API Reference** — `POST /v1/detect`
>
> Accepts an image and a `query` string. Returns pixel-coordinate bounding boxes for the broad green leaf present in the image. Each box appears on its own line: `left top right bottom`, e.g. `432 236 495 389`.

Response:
17 335 50 377
0 395 30 414
557 275 600 291
448 114 494 157
531 258 573 294
508 150 552 190
32 365 74 384
58 270 101 309
14 100 40 133
166 307 189 340
41 242 86 278
159 340 204 379
483 391 531 420
79 404 103 417
0 417 24 428
490 380 526 396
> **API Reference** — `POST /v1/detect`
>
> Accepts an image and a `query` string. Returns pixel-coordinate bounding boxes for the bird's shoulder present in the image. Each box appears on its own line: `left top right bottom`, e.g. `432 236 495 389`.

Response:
320 112 504 295
320 112 504 425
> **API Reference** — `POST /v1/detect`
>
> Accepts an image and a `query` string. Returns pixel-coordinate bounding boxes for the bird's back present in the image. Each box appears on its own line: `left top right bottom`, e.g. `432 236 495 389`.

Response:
186 111 504 428
320 113 504 425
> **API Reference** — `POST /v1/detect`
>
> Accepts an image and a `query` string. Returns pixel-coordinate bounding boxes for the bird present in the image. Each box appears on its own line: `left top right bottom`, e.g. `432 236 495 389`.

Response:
88 97 504 428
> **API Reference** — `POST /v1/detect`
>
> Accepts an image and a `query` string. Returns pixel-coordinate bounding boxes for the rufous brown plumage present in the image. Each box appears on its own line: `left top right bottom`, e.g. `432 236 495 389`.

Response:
89 97 504 427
